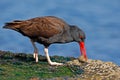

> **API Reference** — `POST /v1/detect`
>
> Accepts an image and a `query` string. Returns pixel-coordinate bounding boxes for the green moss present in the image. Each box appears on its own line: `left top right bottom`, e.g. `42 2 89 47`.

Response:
0 51 82 80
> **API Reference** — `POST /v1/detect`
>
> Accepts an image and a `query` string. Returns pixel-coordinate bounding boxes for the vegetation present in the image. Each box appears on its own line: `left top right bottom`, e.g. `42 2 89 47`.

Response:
1 50 120 80
0 51 83 80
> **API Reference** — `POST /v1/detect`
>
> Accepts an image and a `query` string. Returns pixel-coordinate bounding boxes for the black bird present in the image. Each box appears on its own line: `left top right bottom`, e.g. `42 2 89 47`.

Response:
3 16 87 65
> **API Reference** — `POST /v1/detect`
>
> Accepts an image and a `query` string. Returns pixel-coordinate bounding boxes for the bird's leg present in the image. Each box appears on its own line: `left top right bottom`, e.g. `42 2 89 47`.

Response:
44 47 63 66
30 39 38 62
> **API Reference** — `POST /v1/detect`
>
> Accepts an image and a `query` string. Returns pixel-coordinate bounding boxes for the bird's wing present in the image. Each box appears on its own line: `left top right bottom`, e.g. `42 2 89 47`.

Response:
20 16 69 38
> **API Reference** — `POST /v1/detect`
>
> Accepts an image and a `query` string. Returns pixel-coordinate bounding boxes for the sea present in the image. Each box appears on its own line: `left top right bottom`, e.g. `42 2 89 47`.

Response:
0 0 120 65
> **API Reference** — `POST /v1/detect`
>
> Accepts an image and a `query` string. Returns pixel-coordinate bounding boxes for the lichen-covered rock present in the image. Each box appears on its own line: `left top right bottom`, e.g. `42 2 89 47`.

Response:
66 58 120 80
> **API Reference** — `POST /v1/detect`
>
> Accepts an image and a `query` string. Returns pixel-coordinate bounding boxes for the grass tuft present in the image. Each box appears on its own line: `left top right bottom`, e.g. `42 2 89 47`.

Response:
0 50 82 80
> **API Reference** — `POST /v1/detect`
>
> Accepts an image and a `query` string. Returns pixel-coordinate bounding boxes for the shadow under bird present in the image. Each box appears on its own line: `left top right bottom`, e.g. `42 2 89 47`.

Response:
3 16 87 65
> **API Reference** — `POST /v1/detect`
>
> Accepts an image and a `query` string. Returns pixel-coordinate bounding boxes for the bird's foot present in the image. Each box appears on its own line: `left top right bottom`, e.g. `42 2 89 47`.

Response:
49 62 63 66
33 53 38 62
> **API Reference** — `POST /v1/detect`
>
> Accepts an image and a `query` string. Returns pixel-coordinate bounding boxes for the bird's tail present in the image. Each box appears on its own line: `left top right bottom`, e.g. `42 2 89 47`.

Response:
3 20 23 29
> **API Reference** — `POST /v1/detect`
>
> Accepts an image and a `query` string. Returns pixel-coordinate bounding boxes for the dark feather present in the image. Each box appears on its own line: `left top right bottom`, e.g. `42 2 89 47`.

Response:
10 16 70 38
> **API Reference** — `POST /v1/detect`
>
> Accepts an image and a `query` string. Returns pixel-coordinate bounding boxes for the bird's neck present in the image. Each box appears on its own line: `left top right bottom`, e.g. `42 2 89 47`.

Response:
69 25 80 42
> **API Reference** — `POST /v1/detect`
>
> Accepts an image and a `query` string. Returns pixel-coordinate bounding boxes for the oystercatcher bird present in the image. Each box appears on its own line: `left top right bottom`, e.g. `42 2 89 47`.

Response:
3 16 87 65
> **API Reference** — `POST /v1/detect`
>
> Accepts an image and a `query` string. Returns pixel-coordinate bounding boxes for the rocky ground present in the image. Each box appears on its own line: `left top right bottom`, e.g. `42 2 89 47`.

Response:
46 56 120 80
0 50 120 80
65 59 120 80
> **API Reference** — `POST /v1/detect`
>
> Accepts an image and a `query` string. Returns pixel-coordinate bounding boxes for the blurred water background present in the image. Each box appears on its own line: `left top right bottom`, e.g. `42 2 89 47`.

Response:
0 0 120 65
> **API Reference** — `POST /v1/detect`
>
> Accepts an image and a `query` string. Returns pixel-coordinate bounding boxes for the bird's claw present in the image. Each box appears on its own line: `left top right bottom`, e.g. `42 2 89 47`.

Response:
49 62 63 66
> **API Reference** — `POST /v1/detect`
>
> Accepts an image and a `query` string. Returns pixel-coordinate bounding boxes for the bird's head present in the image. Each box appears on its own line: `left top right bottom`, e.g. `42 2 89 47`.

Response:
70 25 87 61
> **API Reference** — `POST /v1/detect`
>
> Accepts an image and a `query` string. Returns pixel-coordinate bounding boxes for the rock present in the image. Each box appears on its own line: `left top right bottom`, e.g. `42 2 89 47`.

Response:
66 58 120 80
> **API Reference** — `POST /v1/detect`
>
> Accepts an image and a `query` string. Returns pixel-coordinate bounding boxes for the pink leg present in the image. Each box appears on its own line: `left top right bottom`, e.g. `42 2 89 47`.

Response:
30 39 38 62
44 47 63 65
